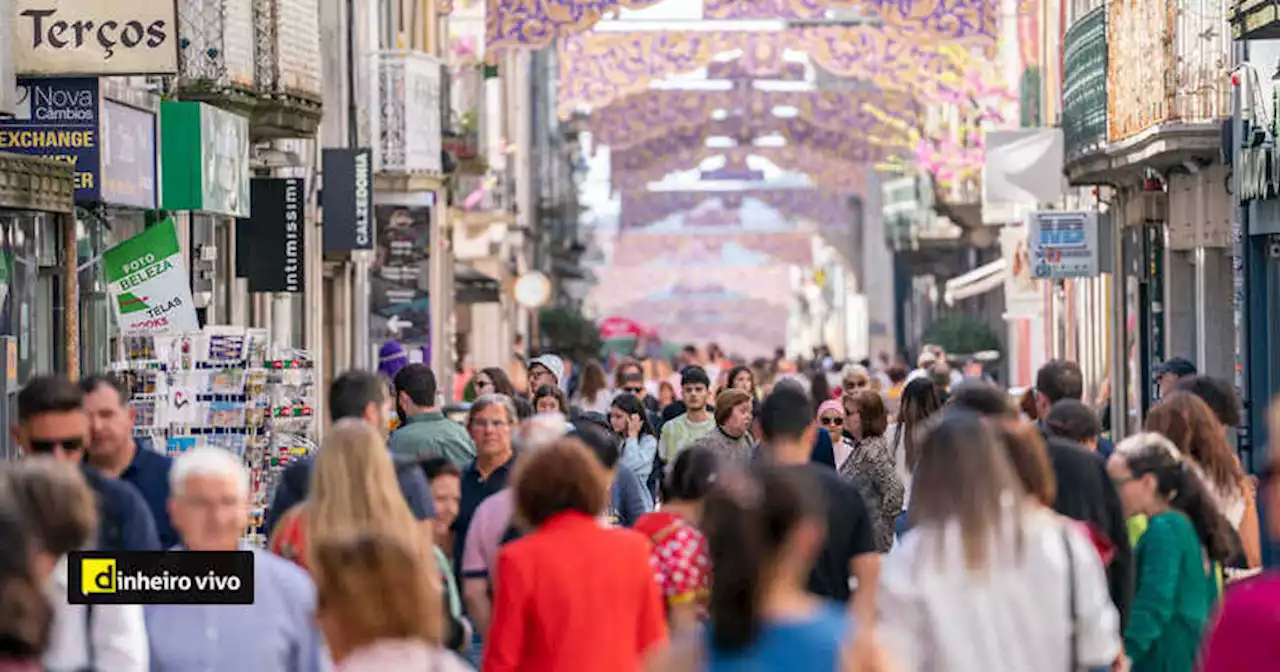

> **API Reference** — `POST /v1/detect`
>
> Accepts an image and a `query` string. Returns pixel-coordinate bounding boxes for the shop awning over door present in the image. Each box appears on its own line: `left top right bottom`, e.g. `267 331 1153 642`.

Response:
455 263 500 304
943 258 1008 306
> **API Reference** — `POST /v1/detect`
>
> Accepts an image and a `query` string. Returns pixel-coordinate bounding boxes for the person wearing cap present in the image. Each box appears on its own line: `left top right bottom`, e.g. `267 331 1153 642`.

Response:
1155 357 1197 399
528 354 565 394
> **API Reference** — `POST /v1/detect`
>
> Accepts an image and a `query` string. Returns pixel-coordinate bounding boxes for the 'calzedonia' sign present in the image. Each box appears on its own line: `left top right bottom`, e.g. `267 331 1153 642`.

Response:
12 0 178 76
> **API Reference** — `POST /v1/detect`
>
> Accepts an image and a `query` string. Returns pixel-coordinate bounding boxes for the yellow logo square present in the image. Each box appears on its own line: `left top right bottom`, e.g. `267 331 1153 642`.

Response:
81 559 116 595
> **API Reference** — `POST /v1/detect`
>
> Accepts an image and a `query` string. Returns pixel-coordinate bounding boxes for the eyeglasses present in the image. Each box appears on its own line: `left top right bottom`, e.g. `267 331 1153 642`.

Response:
820 416 844 427
845 380 869 389
28 437 84 454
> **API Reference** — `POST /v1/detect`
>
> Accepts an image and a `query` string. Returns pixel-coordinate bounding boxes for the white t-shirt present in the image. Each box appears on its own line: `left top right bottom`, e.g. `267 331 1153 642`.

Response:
44 555 149 672
879 506 1120 672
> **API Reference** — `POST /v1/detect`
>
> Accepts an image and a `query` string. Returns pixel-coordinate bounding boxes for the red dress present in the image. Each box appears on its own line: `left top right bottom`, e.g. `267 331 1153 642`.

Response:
633 512 711 616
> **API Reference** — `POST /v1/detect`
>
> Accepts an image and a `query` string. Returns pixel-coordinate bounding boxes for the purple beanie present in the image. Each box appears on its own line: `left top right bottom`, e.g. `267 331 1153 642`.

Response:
378 340 409 379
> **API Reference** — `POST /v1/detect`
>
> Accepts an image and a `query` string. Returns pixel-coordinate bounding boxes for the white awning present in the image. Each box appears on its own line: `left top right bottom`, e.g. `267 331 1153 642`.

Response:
943 258 1008 306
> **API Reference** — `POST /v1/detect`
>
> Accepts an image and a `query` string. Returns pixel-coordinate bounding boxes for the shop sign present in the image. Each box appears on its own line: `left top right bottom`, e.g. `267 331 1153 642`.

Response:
0 0 14 117
12 0 178 76
371 205 431 344
104 219 200 334
159 101 250 217
100 101 156 209
235 178 306 294
0 76 100 202
321 148 374 252
1026 210 1101 278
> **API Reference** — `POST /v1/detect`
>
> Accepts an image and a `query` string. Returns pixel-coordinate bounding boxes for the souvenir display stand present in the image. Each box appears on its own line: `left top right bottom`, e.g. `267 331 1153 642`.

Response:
111 327 317 546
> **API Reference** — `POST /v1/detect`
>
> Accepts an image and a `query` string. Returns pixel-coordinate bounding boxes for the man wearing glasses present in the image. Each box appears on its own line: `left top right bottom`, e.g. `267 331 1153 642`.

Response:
12 375 160 551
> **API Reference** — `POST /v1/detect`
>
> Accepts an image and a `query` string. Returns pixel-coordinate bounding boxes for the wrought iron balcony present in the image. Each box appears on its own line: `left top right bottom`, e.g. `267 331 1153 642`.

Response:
176 0 322 138
1062 7 1107 159
372 50 445 176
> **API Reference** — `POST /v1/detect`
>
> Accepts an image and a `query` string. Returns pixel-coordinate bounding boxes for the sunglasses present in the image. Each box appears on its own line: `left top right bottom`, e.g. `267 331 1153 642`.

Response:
623 387 644 395
820 416 844 427
845 380 869 389
29 437 84 454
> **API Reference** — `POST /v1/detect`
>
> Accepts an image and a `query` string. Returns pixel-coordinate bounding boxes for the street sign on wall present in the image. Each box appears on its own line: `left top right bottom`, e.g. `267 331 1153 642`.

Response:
1027 210 1102 279
100 101 156 209
12 0 178 76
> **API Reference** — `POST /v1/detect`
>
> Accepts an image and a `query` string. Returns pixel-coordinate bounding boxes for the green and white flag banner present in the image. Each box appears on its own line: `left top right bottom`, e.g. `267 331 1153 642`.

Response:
104 219 200 334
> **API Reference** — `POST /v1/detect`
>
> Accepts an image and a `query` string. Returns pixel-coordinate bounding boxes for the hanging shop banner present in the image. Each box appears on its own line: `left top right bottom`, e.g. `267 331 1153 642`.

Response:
12 0 178 76
371 205 431 344
235 178 305 294
0 76 100 202
100 101 156 209
1026 210 1101 279
104 219 200 334
159 101 250 217
321 148 374 252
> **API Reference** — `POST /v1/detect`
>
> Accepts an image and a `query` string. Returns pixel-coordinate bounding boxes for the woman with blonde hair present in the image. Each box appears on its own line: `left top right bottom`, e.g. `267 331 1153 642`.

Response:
270 419 427 573
314 532 470 671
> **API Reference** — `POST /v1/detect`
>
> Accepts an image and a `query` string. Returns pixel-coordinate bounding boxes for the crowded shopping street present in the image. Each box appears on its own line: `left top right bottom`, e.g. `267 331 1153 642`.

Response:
1 0 1280 670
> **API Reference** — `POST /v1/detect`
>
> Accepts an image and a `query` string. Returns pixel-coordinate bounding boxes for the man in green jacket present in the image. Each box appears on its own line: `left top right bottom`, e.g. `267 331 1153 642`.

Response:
389 363 476 467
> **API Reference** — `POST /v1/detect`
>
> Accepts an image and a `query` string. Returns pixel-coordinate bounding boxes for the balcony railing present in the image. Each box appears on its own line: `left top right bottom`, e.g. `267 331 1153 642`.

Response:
1062 6 1107 158
372 50 444 175
254 0 323 102
177 0 322 137
1107 0 1231 142
178 0 257 92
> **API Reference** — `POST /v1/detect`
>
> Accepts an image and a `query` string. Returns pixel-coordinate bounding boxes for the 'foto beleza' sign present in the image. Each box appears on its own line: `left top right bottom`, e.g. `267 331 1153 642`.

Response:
104 220 199 333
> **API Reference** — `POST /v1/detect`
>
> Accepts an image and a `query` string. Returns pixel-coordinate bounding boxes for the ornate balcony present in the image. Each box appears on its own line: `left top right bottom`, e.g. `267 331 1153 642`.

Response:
1061 7 1107 160
372 50 445 178
176 0 322 139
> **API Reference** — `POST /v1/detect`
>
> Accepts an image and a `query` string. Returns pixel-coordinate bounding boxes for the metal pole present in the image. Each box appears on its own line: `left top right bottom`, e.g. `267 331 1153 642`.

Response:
63 214 79 379
347 0 371 370
1109 206 1128 442
1194 172 1207 371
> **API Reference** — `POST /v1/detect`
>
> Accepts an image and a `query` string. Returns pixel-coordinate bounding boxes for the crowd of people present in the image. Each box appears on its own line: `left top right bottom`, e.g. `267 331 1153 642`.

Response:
0 342 1276 671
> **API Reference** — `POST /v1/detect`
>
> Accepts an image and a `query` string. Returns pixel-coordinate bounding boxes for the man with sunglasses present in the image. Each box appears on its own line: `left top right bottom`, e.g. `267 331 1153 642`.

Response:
12 375 160 552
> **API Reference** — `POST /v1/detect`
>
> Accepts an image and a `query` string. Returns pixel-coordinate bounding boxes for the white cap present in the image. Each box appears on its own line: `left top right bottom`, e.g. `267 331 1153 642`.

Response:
529 354 565 384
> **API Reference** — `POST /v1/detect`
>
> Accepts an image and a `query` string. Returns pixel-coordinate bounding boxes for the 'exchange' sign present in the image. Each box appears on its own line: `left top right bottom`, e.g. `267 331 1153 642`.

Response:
12 0 178 76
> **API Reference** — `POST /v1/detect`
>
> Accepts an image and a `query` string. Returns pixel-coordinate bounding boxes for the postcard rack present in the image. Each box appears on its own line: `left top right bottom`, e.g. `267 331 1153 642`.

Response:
110 327 318 547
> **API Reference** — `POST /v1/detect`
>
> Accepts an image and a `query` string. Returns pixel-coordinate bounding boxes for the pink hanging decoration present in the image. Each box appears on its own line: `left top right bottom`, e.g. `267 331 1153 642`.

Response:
464 186 486 210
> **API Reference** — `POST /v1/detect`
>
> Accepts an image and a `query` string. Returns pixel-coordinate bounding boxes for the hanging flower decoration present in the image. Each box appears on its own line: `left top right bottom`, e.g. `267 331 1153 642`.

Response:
866 45 1017 190
449 36 480 75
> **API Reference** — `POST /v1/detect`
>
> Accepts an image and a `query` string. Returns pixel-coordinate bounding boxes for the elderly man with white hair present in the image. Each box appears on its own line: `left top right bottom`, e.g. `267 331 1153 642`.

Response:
458 411 566 663
144 448 324 672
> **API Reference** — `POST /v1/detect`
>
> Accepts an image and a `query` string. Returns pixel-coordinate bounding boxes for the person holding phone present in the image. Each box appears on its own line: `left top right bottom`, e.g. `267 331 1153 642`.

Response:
610 393 659 491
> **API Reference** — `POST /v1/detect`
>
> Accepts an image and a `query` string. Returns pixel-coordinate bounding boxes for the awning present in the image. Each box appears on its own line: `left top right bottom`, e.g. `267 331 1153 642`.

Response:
943 258 1008 306
455 263 500 304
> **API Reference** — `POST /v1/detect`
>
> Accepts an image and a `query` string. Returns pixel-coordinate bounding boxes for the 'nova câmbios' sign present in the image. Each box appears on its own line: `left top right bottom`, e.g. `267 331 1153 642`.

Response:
12 0 178 76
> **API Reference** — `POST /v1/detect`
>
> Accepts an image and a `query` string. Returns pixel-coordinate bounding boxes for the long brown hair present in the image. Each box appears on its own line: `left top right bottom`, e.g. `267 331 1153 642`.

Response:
313 531 444 648
578 360 609 403
304 419 422 568
894 378 943 472
910 412 1026 572
1145 392 1245 502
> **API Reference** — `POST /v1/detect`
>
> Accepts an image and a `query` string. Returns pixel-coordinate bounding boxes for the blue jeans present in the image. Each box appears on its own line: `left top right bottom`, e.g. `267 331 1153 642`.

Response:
465 630 483 668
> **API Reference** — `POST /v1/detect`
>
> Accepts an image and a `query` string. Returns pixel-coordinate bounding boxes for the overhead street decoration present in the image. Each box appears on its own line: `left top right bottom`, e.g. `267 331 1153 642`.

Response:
608 115 892 176
588 84 919 151
619 188 854 230
557 26 981 118
485 0 1003 49
611 146 869 195
701 0 998 40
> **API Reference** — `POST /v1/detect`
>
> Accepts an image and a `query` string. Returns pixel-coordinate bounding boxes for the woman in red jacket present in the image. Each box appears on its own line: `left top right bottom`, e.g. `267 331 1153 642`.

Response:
483 437 668 672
